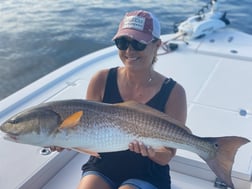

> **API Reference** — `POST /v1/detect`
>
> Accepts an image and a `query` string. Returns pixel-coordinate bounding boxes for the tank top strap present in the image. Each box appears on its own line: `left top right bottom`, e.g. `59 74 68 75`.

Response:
103 67 176 112
102 67 123 103
147 78 176 112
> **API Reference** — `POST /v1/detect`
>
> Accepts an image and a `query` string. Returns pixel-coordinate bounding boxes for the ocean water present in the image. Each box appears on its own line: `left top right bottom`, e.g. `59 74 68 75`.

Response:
0 0 251 100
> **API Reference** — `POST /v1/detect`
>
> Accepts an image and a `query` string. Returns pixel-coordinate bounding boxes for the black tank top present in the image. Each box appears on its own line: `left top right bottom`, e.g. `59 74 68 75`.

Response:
82 67 176 189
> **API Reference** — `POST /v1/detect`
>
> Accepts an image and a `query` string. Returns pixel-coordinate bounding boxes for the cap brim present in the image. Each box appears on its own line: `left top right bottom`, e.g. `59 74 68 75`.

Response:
112 29 153 44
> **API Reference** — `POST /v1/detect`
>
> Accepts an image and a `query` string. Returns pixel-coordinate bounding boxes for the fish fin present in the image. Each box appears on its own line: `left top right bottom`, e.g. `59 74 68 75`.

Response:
72 147 101 158
115 101 191 133
59 111 83 129
202 136 250 189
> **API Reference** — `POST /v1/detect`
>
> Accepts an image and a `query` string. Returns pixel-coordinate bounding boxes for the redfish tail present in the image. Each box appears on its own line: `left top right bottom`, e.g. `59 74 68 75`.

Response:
202 136 250 189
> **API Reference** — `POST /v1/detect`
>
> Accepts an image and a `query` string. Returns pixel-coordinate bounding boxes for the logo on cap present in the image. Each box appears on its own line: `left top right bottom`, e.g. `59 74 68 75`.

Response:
123 16 146 31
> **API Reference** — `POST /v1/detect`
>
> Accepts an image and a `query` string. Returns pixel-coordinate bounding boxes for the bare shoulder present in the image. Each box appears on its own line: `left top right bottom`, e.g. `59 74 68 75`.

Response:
165 81 187 124
171 82 186 100
86 69 110 101
91 69 109 82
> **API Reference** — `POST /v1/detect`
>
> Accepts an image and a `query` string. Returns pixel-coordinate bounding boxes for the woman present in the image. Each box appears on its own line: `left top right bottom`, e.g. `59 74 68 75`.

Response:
77 10 187 189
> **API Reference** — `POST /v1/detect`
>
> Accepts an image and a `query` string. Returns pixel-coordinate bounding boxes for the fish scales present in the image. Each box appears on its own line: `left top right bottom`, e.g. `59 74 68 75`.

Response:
49 100 217 156
84 101 213 157
35 100 193 152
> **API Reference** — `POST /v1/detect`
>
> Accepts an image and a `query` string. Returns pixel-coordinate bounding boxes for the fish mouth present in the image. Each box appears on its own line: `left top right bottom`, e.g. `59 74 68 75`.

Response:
3 133 18 142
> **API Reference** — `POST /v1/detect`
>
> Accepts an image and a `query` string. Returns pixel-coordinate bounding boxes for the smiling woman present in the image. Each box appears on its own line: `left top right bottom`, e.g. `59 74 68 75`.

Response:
74 10 188 189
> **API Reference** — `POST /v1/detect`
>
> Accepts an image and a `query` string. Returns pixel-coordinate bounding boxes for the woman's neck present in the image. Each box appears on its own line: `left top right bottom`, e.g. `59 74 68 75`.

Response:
121 67 155 88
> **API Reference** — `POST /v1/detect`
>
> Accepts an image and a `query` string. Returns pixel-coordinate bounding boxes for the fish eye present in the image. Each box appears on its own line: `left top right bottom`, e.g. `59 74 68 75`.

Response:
8 118 19 124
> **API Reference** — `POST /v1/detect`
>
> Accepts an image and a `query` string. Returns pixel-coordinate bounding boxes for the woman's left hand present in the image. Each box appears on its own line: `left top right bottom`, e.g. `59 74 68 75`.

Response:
128 140 156 158
128 140 176 165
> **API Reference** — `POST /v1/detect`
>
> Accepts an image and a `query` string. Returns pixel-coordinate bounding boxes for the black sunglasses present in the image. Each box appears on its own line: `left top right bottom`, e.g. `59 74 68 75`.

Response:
115 37 157 51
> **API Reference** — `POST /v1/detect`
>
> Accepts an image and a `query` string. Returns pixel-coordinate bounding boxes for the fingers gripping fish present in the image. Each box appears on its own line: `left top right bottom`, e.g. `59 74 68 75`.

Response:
0 99 250 188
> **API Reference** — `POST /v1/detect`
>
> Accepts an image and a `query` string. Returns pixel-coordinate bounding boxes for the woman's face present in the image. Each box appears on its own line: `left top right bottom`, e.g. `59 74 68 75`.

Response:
117 37 161 71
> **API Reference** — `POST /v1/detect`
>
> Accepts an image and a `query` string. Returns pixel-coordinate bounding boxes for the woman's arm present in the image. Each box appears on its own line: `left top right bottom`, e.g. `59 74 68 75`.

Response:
85 69 109 101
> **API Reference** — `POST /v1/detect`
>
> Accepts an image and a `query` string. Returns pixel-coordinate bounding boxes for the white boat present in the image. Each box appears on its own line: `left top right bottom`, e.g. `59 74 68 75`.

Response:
0 1 251 189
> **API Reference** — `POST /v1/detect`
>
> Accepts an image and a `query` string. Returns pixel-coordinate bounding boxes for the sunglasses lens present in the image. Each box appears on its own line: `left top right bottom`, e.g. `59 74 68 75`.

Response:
131 40 147 51
115 38 129 50
115 38 147 51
